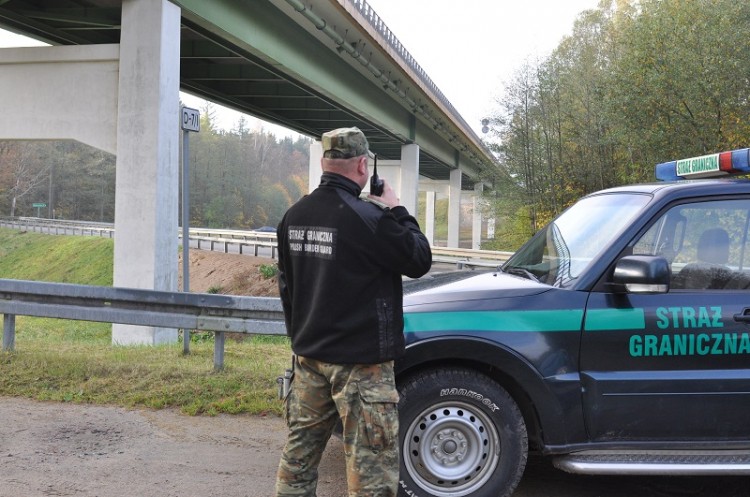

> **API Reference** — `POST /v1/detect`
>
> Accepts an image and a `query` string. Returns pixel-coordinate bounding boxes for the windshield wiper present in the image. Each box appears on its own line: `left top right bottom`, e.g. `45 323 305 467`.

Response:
503 266 540 283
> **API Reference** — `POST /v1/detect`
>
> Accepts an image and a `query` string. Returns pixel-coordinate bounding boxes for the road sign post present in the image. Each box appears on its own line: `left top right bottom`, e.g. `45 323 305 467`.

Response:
180 106 200 354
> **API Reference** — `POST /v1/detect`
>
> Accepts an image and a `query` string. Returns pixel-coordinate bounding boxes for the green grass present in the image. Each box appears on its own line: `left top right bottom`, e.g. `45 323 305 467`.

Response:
0 227 291 416
0 228 114 285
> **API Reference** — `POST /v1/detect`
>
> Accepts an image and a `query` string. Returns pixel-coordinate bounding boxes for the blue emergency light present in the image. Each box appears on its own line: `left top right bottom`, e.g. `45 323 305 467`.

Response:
655 148 750 181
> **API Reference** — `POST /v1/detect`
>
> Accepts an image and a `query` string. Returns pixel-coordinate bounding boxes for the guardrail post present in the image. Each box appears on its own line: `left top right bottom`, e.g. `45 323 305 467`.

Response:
214 331 225 371
3 313 15 351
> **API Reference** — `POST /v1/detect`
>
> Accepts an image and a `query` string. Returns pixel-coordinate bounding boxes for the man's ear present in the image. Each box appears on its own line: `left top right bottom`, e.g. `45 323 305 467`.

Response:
357 156 369 176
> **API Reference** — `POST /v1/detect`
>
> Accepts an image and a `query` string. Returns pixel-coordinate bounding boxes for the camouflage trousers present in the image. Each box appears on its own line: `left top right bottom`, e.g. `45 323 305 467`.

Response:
275 356 400 497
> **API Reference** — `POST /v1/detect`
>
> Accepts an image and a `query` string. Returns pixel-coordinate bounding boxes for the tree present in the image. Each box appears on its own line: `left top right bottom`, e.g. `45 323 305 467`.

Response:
184 113 311 229
0 142 51 217
51 142 115 221
0 119 309 227
611 0 750 165
483 0 750 251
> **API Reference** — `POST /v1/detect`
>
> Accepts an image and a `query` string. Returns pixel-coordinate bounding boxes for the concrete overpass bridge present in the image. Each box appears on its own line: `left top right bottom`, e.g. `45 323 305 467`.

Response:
0 0 497 344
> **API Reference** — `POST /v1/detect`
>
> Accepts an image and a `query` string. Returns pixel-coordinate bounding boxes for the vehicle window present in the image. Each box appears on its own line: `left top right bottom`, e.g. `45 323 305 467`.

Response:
505 193 650 287
633 199 750 290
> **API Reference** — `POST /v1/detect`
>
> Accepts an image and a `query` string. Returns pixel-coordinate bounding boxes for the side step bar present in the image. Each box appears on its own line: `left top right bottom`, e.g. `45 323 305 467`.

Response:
553 450 750 476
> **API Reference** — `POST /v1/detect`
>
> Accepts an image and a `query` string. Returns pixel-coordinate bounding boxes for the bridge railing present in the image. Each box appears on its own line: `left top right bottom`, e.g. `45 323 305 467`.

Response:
349 0 474 135
0 278 285 371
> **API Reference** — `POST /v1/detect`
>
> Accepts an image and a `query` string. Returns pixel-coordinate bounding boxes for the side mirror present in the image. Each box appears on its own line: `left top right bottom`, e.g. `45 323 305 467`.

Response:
612 255 670 294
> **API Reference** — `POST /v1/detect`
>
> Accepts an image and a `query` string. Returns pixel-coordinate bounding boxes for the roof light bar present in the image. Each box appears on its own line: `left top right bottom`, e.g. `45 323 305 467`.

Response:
655 148 750 181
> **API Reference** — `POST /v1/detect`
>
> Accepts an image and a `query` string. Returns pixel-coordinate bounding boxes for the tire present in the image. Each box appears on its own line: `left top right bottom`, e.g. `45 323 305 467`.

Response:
397 368 528 497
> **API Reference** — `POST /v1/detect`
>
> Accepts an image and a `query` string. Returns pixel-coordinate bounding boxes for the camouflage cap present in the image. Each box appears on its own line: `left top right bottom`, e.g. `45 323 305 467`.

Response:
321 127 370 158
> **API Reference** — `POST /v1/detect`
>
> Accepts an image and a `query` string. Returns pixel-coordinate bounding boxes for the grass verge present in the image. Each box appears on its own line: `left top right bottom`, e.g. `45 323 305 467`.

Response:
0 228 290 416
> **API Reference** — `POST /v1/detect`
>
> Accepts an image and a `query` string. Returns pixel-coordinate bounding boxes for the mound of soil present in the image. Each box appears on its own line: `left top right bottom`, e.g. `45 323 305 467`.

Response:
178 249 280 297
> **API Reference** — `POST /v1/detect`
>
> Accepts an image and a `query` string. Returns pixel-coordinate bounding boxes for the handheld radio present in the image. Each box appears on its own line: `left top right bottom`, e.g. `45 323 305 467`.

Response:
370 154 384 196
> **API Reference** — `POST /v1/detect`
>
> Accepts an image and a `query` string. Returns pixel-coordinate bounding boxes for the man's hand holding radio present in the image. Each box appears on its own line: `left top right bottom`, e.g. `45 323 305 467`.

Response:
368 180 400 209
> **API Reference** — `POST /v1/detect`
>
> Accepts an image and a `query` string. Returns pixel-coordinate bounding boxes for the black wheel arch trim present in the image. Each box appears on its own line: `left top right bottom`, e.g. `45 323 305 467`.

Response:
396 335 587 448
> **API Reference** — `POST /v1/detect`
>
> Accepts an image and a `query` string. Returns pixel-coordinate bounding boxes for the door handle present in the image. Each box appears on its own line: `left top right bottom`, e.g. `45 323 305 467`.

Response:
733 308 750 323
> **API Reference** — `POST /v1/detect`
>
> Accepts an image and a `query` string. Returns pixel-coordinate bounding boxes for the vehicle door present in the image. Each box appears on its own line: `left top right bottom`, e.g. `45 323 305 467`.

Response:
580 197 750 442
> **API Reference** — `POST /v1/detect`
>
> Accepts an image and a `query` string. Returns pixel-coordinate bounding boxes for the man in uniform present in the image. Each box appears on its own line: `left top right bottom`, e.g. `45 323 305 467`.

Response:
275 127 432 496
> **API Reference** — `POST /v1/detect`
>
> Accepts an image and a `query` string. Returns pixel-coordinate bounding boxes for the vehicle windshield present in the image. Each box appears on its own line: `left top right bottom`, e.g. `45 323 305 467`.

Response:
502 193 651 287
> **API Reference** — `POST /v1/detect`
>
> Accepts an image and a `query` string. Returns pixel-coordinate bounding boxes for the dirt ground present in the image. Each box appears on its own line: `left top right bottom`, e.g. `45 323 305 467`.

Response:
177 249 280 297
0 396 347 497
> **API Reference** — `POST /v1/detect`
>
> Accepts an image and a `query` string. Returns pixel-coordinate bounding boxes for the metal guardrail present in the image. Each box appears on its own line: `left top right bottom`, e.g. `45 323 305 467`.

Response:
191 235 278 258
0 217 115 238
0 220 512 370
189 228 278 257
431 247 513 268
0 218 279 257
0 217 510 268
0 278 286 370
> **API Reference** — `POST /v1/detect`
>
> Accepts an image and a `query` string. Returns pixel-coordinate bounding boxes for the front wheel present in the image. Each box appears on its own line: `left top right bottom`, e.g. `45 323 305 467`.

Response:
398 368 528 497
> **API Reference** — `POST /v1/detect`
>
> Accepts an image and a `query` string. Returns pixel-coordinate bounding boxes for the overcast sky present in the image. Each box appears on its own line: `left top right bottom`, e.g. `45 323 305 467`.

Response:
365 0 601 134
0 0 600 136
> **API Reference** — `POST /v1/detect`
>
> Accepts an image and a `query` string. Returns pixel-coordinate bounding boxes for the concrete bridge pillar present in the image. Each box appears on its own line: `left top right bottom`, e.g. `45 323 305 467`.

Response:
447 168 462 248
400 144 419 215
112 0 181 345
307 140 323 192
424 191 436 245
472 182 484 250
